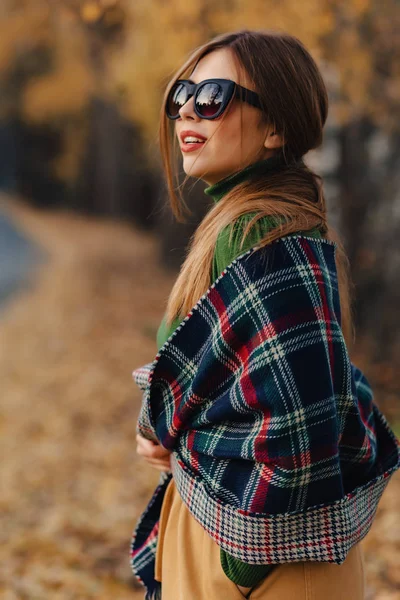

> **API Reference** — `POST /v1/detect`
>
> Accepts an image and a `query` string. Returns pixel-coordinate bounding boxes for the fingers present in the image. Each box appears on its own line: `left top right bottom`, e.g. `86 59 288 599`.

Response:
148 443 171 459
145 457 172 472
136 434 172 473
136 434 171 458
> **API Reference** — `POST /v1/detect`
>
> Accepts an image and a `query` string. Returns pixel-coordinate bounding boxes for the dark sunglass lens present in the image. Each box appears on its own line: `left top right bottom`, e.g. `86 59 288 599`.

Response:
167 83 188 117
196 83 224 117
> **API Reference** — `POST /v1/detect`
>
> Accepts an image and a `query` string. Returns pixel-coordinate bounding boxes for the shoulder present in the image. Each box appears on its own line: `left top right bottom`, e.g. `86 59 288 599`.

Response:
212 213 278 282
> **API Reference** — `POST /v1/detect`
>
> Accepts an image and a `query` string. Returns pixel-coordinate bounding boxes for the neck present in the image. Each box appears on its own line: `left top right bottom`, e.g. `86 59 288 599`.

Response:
204 151 295 204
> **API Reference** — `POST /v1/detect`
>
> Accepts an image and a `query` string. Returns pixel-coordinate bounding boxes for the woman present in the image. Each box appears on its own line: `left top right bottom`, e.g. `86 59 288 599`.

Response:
131 30 400 599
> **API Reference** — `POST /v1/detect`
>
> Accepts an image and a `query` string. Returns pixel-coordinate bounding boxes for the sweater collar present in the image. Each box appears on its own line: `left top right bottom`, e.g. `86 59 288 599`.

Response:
204 151 291 204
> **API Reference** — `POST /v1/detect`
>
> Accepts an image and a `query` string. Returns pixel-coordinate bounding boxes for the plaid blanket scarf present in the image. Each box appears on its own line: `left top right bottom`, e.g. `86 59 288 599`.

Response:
130 234 400 600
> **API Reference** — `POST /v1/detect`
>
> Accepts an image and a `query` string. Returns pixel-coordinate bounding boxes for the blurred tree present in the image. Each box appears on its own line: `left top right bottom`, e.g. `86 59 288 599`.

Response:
322 0 400 356
0 0 158 223
0 1 92 205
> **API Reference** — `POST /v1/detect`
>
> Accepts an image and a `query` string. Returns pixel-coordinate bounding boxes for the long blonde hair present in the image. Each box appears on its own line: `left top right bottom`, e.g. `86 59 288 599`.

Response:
158 30 355 350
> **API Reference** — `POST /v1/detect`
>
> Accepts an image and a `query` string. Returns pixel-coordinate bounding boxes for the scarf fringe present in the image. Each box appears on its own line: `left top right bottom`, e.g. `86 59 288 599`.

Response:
145 580 162 600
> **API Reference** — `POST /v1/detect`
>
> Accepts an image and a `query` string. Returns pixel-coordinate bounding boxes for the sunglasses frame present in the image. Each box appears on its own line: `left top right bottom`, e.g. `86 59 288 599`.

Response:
166 78 263 120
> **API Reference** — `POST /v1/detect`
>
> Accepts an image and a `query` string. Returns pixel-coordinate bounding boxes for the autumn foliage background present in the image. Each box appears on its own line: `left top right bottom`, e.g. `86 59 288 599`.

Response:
0 1 399 599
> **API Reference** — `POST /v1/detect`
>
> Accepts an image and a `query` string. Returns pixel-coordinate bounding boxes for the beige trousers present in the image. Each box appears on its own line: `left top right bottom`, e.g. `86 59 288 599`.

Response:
154 477 366 600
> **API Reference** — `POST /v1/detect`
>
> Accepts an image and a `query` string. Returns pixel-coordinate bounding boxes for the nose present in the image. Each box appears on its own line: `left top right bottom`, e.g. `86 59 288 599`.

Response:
178 95 200 121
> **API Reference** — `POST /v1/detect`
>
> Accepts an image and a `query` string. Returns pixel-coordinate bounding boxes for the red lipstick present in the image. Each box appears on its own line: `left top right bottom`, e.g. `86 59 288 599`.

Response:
180 130 207 153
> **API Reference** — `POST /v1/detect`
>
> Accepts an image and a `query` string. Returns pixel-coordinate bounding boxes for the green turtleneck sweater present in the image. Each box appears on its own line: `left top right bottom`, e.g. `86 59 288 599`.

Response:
156 155 323 588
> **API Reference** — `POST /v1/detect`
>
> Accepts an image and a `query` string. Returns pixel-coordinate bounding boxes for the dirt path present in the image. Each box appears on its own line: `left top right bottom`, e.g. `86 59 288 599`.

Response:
0 195 175 599
0 196 46 313
0 196 399 599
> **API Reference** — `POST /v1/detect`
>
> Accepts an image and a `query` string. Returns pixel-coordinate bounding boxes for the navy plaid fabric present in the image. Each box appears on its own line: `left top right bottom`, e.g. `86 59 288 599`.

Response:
130 234 400 599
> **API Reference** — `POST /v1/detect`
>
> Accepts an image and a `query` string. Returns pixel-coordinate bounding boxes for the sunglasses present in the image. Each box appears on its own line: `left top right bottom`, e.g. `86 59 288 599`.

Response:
166 78 263 120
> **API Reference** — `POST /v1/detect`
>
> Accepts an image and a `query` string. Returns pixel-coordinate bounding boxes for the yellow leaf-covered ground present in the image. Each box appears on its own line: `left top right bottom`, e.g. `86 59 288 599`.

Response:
1 196 399 600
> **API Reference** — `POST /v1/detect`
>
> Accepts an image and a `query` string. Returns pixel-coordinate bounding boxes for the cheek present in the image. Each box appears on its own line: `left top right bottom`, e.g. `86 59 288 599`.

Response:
213 106 263 151
209 113 242 148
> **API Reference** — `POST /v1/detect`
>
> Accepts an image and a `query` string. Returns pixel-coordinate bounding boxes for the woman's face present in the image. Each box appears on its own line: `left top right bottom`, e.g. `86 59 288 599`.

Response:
175 47 281 185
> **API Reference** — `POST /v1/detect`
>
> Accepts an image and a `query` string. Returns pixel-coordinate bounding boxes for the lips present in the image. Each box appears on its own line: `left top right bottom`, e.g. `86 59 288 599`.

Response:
179 130 207 153
179 130 207 143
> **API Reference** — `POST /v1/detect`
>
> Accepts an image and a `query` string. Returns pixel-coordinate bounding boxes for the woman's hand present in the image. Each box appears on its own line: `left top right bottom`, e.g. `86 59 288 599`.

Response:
136 433 172 472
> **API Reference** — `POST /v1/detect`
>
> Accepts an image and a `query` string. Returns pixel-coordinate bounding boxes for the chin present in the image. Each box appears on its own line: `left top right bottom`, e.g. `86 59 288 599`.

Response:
182 156 212 181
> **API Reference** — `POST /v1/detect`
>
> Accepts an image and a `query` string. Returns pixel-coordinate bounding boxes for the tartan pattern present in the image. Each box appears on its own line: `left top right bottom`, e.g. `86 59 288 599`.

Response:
171 442 391 563
132 362 156 441
130 234 400 597
130 470 171 600
132 363 153 393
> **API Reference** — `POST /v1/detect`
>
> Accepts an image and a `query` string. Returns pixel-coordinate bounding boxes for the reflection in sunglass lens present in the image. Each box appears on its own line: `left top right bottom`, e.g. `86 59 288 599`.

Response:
168 83 188 117
196 83 223 117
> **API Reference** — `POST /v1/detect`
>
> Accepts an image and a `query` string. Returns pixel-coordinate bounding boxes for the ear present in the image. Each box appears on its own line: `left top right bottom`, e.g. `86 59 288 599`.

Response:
263 130 285 150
